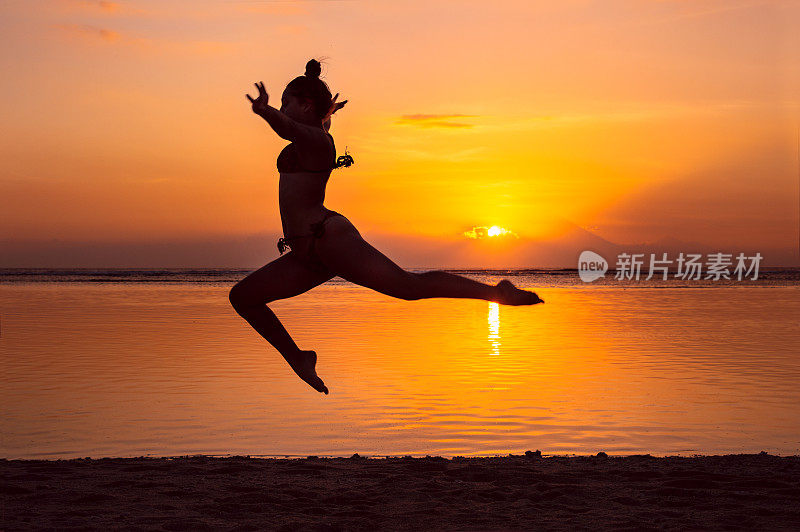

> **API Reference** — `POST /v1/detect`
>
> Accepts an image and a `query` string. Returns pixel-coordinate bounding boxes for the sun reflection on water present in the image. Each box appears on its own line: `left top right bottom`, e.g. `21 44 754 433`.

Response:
487 301 500 356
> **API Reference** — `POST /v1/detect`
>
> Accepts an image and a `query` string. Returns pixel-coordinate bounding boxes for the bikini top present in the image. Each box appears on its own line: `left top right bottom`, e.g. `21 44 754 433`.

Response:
277 132 336 174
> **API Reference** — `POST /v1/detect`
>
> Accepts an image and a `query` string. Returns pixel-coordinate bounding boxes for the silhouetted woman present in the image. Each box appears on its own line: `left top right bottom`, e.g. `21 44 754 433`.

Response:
230 59 543 395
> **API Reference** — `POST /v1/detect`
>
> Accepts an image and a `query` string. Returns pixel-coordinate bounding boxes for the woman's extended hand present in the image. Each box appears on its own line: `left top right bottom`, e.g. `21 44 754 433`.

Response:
245 81 269 115
321 93 348 130
330 93 348 115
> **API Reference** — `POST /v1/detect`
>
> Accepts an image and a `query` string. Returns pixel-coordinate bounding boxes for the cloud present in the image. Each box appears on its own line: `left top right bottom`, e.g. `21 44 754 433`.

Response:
396 114 477 128
54 24 120 42
276 24 309 35
54 0 148 15
57 0 120 12
655 0 773 23
235 4 309 16
51 24 240 55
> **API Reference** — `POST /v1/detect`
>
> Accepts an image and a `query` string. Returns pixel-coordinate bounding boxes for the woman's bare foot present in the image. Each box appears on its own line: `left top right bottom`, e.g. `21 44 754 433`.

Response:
494 279 544 306
283 349 329 394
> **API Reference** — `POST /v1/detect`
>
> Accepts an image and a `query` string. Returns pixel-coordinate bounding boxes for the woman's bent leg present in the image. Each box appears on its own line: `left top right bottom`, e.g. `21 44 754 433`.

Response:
229 251 333 354
229 251 335 393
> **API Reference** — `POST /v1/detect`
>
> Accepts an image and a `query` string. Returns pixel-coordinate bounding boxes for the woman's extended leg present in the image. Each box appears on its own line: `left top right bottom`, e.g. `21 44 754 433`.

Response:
316 220 543 305
229 250 335 394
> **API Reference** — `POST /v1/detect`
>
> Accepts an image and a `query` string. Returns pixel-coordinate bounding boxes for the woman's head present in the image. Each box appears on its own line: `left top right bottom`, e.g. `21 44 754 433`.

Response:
281 59 333 124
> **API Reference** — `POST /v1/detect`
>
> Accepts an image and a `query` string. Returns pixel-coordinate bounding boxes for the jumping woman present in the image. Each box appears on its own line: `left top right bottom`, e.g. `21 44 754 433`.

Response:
230 59 544 395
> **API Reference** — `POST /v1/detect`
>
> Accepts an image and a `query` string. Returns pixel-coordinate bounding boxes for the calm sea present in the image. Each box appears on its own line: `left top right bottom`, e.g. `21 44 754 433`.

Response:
2 268 799 459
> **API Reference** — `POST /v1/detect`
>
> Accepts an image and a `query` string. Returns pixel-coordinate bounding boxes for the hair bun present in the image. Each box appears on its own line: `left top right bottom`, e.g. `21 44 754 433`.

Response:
305 59 321 79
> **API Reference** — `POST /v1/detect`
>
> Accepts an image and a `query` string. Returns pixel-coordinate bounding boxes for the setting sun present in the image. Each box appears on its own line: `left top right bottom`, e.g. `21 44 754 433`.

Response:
463 225 519 240
487 226 517 238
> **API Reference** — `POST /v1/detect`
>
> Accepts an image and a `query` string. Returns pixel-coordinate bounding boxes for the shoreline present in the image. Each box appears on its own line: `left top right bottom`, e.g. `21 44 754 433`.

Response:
4 453 799 530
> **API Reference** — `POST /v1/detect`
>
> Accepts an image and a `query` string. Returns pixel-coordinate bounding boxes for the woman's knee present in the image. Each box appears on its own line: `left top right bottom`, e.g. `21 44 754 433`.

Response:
228 282 246 310
229 281 264 311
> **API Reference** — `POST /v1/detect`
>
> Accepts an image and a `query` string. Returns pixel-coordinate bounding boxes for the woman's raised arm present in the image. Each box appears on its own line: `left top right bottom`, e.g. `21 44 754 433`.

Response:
246 81 318 144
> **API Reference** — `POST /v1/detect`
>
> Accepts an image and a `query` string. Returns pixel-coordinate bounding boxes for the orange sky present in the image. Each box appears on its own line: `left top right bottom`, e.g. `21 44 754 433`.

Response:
1 0 798 267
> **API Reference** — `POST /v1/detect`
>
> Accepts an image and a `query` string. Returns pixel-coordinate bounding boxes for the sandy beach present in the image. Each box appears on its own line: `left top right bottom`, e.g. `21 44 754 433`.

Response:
3 452 800 531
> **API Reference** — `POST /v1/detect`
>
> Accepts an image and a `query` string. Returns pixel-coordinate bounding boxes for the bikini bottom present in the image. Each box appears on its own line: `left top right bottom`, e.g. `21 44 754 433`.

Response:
277 210 344 270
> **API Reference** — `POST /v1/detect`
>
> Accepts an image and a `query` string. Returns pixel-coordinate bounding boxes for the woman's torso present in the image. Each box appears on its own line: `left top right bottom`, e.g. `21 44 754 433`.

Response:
278 132 336 237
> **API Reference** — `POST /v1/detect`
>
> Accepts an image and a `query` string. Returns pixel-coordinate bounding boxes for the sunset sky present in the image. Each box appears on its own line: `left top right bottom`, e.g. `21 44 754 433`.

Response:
1 0 798 267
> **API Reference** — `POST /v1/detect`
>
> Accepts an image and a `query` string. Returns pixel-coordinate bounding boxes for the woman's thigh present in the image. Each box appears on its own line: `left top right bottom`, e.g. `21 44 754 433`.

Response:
230 250 335 307
315 217 419 300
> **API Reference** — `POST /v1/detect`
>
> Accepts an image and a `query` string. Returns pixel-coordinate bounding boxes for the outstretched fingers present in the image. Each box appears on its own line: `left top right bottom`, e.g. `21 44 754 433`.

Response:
245 82 267 104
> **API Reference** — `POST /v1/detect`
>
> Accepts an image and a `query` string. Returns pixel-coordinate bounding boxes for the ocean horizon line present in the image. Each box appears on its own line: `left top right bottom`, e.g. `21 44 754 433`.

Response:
3 266 799 287
5 450 795 462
